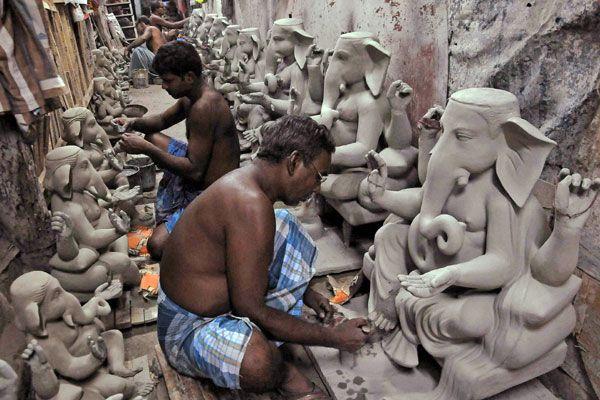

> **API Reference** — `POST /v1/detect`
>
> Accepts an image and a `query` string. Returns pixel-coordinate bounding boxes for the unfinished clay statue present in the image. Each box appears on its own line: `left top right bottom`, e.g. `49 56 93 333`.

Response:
10 272 153 399
100 46 127 78
363 88 600 400
196 13 217 44
186 8 205 39
207 17 229 53
237 28 264 81
21 340 129 400
44 146 140 295
313 32 392 202
92 50 118 81
62 107 128 188
237 18 318 117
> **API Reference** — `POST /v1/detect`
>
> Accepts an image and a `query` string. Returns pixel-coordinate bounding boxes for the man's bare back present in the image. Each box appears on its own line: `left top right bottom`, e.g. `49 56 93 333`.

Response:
160 167 270 316
145 25 167 53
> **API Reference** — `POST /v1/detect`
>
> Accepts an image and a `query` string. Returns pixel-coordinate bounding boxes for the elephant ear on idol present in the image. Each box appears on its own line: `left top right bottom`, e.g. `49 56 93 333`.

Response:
220 25 239 57
45 163 73 200
291 28 314 70
364 39 391 97
250 33 261 61
496 117 556 208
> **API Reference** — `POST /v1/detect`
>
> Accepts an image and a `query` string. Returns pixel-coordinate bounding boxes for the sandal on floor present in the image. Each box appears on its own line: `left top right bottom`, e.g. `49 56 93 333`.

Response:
277 382 330 399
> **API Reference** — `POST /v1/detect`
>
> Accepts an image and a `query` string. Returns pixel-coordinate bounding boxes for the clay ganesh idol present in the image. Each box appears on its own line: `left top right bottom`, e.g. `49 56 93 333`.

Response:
314 32 416 204
44 146 139 300
363 88 599 399
10 272 152 399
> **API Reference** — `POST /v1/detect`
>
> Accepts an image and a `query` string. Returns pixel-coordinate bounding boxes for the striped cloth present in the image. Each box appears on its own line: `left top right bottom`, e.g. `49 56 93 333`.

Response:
157 209 318 389
0 0 67 132
155 137 203 232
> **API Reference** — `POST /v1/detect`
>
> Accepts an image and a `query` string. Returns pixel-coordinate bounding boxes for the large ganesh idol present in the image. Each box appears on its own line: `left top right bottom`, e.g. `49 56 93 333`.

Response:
362 88 599 400
44 146 139 300
314 32 417 206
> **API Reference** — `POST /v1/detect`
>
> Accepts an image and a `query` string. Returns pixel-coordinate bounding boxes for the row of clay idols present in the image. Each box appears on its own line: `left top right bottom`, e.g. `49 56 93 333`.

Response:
2 271 153 400
183 15 419 214
353 87 598 399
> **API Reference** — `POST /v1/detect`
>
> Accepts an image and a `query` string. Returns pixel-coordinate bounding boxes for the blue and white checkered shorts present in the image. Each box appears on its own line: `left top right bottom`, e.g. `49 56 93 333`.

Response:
157 209 317 389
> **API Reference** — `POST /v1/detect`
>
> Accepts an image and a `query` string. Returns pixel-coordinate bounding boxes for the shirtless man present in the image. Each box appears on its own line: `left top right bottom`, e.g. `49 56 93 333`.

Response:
149 1 188 41
158 115 369 398
117 41 239 259
126 16 166 55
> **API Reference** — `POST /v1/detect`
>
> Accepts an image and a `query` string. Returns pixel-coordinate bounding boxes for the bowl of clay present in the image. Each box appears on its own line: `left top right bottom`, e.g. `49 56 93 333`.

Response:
122 165 142 189
125 155 156 191
122 104 148 118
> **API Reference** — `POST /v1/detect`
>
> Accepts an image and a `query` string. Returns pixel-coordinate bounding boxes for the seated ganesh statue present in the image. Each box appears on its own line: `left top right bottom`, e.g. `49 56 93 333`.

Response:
362 87 600 400
44 146 140 301
10 272 153 400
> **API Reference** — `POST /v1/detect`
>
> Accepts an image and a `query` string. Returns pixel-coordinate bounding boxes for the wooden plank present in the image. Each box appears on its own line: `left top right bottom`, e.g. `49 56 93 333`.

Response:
154 345 206 400
115 290 132 330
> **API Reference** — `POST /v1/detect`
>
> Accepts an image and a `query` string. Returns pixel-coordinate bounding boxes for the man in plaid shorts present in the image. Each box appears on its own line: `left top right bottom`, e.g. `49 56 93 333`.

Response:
158 116 369 399
117 41 240 260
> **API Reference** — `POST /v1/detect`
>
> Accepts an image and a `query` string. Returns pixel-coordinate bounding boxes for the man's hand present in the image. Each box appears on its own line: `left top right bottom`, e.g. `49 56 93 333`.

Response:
108 208 131 235
365 150 387 203
51 211 74 239
112 117 136 133
331 318 370 352
118 132 153 155
304 287 333 324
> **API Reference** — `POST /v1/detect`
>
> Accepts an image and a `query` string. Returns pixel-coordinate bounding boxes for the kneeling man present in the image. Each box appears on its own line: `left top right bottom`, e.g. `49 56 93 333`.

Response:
158 116 369 398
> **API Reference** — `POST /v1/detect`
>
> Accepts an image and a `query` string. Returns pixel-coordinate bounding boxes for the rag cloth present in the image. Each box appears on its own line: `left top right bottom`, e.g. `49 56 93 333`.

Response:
157 209 317 389
155 137 203 233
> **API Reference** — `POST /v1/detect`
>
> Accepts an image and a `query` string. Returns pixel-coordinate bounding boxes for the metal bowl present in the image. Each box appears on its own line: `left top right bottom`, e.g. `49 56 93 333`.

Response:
122 104 148 118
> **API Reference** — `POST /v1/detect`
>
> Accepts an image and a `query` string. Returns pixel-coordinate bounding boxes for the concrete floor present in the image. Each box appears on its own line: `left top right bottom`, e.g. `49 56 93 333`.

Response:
128 84 187 142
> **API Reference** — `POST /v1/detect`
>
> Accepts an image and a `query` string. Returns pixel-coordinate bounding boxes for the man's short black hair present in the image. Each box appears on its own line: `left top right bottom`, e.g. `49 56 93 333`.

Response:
136 16 150 26
257 115 335 164
151 41 203 78
150 1 163 12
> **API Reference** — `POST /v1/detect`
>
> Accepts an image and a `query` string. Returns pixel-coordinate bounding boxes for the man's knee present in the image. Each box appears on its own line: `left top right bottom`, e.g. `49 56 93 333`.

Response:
239 331 284 393
148 224 169 260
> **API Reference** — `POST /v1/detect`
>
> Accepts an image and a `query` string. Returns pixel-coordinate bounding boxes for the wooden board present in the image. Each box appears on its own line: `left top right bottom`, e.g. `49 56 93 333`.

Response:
155 345 280 399
115 290 132 330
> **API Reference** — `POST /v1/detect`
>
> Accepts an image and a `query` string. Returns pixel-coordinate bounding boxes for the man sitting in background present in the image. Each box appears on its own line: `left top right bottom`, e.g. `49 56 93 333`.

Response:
117 41 239 259
149 1 189 41
124 16 166 79
158 115 369 398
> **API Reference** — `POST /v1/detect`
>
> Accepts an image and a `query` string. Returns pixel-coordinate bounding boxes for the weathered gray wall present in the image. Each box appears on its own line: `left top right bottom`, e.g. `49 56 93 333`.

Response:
447 0 600 267
213 0 449 134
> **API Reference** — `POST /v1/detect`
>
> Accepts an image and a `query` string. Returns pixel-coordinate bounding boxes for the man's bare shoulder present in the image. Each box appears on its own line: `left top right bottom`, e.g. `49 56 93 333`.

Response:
209 169 274 221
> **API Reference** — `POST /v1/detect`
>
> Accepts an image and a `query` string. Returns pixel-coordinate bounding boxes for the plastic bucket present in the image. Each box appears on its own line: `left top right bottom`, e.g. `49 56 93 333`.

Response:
125 156 156 191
